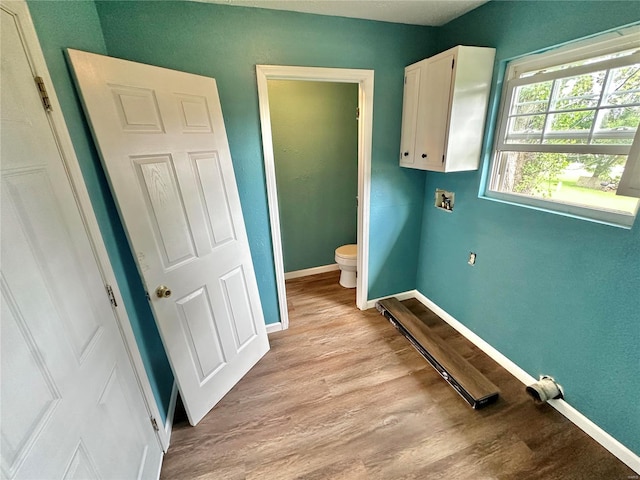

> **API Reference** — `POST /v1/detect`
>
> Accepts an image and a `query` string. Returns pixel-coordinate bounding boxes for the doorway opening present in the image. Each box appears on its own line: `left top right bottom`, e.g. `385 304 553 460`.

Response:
256 66 374 330
268 79 357 284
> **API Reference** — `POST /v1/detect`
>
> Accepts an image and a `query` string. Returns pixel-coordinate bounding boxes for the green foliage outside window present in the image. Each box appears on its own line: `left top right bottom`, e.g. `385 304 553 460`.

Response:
508 65 640 196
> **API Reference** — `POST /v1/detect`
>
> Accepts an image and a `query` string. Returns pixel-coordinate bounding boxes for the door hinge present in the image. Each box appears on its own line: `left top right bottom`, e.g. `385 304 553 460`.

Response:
106 284 118 307
404 75 407 85
452 58 455 69
145 291 151 301
356 107 360 120
442 155 445 163
150 416 160 432
34 76 52 112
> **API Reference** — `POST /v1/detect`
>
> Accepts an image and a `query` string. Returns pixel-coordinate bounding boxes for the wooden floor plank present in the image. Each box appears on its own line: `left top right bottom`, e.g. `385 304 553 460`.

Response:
160 271 635 479
377 297 499 405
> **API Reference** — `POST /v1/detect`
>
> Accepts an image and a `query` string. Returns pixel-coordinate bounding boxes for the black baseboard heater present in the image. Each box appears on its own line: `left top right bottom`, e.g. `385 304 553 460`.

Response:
376 297 499 409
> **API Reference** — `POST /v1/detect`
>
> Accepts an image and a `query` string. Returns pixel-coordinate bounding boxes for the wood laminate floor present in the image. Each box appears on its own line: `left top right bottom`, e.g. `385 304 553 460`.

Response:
161 271 635 479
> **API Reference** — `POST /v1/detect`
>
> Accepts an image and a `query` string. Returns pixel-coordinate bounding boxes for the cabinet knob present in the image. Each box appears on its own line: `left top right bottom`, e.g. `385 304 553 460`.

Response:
403 152 409 157
422 153 427 158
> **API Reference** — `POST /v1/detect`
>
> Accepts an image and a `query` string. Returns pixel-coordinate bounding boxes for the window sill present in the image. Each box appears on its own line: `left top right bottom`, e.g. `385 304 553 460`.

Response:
480 191 637 229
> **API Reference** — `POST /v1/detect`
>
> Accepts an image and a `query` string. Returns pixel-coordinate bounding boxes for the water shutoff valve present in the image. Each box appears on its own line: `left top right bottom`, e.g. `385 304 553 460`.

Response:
526 375 564 403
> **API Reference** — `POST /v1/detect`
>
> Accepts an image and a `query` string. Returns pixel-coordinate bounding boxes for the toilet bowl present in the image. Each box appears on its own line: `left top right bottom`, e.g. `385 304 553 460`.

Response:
335 244 357 288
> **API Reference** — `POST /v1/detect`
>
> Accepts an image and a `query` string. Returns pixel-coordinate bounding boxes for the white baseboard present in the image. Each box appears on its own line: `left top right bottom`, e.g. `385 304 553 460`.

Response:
365 290 415 310
284 264 339 280
412 291 535 385
412 291 640 474
266 322 283 334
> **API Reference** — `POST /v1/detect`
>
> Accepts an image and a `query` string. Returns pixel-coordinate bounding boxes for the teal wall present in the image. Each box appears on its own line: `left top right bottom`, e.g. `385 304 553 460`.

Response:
27 0 174 423
415 2 640 455
94 0 433 304
268 80 358 272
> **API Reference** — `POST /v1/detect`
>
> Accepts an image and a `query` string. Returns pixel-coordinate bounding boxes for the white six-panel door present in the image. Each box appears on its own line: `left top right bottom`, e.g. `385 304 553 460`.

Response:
0 3 162 479
67 50 270 426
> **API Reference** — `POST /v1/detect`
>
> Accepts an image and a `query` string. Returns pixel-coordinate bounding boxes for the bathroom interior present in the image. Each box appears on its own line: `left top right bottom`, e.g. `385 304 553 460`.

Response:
268 79 360 294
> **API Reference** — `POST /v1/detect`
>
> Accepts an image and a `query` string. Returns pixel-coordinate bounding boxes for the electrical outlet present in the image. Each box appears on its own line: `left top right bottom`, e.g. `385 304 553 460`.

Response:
468 252 476 266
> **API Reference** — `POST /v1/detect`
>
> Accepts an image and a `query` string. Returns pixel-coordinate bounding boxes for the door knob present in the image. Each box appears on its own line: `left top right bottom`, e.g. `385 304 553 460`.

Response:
403 151 409 157
155 285 172 298
422 153 427 158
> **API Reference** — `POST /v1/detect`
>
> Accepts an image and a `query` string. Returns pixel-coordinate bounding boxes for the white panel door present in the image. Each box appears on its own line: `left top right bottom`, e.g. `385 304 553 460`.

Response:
0 3 162 479
67 50 270 426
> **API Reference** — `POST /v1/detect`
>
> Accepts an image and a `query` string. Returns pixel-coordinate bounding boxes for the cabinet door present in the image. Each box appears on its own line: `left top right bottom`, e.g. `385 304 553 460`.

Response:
399 65 421 167
416 53 455 171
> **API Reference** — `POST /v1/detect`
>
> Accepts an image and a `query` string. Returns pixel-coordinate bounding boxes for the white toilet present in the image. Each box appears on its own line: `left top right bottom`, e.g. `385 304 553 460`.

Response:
335 244 357 288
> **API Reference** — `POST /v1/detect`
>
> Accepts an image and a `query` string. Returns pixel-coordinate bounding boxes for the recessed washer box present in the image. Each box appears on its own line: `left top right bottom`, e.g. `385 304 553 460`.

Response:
435 189 455 211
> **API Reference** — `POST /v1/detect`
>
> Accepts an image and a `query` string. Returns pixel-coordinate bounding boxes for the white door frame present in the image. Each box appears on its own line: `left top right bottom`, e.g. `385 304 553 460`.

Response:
13 0 176 451
256 65 374 330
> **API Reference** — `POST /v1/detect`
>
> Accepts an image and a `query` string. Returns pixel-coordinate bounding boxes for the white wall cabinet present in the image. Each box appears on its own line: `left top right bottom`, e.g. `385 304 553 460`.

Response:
400 45 495 172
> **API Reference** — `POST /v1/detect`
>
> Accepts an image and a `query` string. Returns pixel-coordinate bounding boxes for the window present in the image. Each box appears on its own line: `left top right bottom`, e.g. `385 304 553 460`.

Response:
488 28 640 227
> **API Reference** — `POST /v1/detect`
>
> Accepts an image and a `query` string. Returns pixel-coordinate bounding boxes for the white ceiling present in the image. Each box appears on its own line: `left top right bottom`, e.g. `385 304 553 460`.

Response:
198 0 489 27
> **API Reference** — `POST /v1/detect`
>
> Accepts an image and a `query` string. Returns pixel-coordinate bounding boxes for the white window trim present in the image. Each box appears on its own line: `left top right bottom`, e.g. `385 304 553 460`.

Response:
509 26 640 80
485 25 640 228
496 52 640 159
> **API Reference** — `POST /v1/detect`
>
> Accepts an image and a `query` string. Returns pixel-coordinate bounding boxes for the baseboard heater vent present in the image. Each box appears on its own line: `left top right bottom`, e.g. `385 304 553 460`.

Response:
376 297 499 409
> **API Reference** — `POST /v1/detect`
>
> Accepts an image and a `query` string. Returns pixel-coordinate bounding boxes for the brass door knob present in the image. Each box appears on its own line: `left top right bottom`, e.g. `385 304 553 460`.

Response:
155 285 172 298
